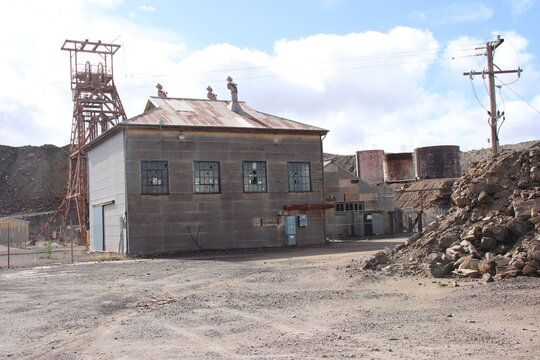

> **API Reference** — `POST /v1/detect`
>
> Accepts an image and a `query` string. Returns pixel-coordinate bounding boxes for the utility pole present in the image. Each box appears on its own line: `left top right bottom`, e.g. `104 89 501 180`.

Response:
463 35 522 155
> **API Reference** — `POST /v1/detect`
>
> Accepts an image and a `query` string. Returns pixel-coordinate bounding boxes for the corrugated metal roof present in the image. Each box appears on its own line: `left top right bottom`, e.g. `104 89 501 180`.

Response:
124 97 328 134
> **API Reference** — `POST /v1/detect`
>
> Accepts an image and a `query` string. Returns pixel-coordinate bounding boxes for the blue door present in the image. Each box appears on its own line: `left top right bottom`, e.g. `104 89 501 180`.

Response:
92 206 104 251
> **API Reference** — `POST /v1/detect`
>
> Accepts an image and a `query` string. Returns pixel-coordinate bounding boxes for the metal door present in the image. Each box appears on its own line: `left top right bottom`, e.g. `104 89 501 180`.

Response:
92 206 104 251
363 213 373 236
284 215 296 246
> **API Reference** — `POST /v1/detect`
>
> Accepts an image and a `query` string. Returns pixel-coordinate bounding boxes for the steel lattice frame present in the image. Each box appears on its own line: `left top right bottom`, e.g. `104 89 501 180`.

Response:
35 40 127 245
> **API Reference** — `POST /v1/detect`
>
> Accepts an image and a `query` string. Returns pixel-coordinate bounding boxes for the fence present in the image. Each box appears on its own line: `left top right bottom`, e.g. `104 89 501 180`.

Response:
326 210 386 240
0 221 87 269
325 206 448 241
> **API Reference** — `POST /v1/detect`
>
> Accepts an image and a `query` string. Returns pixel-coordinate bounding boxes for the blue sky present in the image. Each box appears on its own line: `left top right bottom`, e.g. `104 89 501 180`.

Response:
0 0 539 153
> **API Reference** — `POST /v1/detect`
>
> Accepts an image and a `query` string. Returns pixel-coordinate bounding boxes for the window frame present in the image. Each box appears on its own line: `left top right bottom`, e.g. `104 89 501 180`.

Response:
242 161 268 193
193 161 221 194
287 162 312 192
140 160 169 195
335 202 364 214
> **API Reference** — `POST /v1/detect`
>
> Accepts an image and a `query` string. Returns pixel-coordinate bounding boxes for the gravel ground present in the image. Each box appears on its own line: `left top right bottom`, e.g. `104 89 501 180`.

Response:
0 238 539 360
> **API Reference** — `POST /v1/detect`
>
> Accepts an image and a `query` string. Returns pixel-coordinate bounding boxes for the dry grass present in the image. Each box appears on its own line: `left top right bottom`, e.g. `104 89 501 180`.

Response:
86 253 126 262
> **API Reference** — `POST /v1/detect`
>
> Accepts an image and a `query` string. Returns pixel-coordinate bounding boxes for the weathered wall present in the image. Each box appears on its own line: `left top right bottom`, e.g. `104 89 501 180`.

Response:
414 145 461 179
355 150 384 185
124 129 326 254
88 131 126 253
383 153 415 182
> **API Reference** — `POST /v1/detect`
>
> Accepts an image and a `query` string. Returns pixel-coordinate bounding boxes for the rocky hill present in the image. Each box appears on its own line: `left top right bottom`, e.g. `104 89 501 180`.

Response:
0 144 67 216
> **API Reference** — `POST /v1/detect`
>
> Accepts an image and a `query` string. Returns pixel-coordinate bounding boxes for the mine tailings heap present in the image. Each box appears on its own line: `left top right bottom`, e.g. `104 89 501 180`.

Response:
381 142 540 280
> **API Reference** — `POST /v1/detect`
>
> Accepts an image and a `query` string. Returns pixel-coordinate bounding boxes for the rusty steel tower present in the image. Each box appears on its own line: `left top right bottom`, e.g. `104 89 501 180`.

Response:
52 40 127 244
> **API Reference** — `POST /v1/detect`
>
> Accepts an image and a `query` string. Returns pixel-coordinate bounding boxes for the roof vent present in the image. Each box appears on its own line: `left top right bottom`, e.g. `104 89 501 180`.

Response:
207 86 217 100
226 76 242 113
156 83 168 98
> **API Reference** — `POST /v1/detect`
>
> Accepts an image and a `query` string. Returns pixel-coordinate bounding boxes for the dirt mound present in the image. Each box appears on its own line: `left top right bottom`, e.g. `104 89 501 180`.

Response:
375 143 540 280
323 153 355 173
0 144 67 215
461 140 540 174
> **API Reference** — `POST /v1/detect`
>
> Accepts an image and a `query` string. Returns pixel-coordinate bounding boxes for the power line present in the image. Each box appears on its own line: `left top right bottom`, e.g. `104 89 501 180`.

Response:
469 78 489 113
0 49 480 99
0 42 482 98
496 77 540 115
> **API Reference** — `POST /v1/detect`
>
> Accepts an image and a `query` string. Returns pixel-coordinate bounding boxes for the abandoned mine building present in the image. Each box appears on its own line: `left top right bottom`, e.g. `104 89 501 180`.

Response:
85 78 330 254
323 160 396 238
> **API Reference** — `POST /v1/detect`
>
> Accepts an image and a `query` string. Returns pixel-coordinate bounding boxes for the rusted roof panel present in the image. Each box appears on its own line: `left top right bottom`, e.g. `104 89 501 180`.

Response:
124 97 327 133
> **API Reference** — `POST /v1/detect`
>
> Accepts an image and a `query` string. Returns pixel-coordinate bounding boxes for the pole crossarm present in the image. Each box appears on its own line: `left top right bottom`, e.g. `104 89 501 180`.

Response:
462 35 523 155
463 68 523 77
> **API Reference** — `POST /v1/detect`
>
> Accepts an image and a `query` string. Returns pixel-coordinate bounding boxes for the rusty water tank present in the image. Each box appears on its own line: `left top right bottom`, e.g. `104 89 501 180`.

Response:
383 152 415 182
355 150 384 185
414 145 462 179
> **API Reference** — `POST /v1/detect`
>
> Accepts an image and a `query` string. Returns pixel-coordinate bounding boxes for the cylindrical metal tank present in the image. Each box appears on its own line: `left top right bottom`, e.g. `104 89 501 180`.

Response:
383 152 415 182
414 145 462 179
355 150 384 185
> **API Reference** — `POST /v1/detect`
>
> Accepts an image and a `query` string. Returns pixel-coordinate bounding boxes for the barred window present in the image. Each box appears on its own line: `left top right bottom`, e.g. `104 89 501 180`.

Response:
243 161 267 192
288 162 311 192
194 161 220 193
141 161 168 194
335 202 363 213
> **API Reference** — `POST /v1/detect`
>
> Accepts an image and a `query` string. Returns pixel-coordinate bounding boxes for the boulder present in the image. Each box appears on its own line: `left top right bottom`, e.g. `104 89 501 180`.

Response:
468 182 486 195
373 251 389 265
422 261 453 278
521 263 538 277
425 253 444 263
513 199 540 220
470 209 483 222
531 165 540 182
482 224 508 242
452 195 470 208
478 191 490 204
480 237 498 251
506 218 530 238
452 269 481 278
457 256 480 271
478 259 495 274
438 232 459 248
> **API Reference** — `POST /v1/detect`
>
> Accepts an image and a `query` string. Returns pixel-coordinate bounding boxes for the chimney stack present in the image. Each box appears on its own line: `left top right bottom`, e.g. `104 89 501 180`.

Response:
206 86 217 100
226 76 242 113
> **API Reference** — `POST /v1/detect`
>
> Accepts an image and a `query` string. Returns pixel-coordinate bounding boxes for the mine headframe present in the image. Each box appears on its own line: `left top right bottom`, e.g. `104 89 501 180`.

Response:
59 40 127 244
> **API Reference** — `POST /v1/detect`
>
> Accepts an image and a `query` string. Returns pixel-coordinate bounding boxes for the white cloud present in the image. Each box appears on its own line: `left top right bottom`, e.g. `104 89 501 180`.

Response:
0 2 537 156
0 0 185 146
504 0 535 14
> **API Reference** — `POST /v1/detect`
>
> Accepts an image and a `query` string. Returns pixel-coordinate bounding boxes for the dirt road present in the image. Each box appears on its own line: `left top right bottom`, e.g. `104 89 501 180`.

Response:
1 238 539 359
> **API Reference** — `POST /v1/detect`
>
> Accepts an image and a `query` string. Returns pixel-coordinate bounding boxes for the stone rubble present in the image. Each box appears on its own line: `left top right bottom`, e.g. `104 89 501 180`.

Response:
368 143 540 280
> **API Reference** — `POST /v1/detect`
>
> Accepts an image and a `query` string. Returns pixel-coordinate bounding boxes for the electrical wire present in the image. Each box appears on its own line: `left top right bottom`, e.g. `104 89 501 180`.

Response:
0 51 478 98
469 78 489 113
126 44 481 80
496 77 540 116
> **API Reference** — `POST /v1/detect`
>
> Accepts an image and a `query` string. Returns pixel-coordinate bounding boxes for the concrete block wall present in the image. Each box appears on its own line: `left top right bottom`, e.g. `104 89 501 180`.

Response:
124 129 326 254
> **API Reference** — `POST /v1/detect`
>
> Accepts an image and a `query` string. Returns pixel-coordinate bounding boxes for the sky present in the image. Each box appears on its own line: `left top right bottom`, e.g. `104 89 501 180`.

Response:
0 0 539 154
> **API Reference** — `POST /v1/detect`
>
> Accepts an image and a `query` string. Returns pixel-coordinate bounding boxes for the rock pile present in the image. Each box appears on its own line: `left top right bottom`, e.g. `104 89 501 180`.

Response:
380 143 540 280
